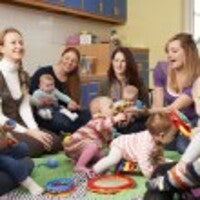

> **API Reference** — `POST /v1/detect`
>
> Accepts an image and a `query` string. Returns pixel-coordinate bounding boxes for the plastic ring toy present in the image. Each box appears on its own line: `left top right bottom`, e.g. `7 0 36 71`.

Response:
45 178 75 194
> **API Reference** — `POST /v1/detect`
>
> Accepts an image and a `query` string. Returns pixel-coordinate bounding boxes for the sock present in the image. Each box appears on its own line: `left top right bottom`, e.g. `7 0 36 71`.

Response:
21 177 44 195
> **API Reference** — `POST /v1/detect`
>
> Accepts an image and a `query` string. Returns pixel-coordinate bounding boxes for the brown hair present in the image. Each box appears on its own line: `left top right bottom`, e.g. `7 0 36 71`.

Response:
146 112 175 136
0 27 28 95
60 47 81 103
108 47 148 102
165 33 200 92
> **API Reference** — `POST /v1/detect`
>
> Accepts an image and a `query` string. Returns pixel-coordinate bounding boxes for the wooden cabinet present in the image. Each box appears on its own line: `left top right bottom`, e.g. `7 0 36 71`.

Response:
80 75 106 108
3 0 127 24
74 43 114 75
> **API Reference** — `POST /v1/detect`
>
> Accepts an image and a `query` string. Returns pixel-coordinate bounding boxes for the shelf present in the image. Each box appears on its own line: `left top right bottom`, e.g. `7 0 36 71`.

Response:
2 0 125 24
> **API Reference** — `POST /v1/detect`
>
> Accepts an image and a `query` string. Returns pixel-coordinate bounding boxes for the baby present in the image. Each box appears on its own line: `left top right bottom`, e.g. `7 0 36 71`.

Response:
62 96 126 177
114 85 147 131
0 120 44 195
31 74 78 121
93 112 177 178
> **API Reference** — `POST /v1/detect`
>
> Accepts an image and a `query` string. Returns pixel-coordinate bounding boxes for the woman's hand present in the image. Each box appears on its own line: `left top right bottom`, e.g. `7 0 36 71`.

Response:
26 129 53 151
39 97 55 106
68 100 80 111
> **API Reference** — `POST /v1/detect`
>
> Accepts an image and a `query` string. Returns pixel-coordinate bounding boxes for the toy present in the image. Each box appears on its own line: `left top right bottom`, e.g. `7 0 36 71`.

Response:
169 110 192 138
116 159 137 173
38 157 59 168
0 119 17 146
45 177 76 197
113 100 128 114
87 174 136 194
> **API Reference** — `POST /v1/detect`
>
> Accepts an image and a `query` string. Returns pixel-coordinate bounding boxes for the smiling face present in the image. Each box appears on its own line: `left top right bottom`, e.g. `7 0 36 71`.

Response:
166 39 185 70
0 30 24 63
112 51 127 77
59 50 79 73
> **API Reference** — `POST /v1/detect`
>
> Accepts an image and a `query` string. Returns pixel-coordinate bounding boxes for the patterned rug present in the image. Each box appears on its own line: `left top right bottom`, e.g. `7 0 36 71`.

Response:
0 172 88 200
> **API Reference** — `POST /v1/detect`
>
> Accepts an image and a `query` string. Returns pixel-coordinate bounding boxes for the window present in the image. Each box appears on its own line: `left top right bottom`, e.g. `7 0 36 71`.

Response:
184 0 200 44
194 0 200 43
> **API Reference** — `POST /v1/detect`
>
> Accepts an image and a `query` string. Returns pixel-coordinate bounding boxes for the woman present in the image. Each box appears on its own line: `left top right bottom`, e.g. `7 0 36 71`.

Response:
29 47 91 134
99 47 149 133
0 27 61 194
150 33 200 153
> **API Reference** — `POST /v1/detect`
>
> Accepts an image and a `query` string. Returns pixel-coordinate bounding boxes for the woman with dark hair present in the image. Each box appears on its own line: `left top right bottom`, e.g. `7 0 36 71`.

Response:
99 47 149 133
29 47 91 134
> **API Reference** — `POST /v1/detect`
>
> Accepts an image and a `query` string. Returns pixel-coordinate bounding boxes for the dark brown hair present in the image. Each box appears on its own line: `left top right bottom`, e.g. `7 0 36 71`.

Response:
108 47 148 101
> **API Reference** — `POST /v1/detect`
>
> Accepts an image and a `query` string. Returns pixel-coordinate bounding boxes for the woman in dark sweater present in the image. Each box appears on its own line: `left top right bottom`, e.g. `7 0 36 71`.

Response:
29 47 91 135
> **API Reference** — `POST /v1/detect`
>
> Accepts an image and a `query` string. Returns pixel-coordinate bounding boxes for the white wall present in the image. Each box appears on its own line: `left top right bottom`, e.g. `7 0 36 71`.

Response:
0 3 112 75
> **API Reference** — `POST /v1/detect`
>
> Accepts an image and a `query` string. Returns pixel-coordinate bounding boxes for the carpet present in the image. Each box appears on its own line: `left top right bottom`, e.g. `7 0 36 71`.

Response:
1 151 181 200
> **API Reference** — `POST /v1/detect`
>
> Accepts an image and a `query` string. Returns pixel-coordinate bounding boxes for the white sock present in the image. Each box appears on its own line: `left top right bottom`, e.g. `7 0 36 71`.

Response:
21 177 44 195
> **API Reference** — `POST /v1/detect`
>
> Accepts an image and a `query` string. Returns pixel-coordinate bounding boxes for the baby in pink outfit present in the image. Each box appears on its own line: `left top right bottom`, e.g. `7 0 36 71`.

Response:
63 96 126 177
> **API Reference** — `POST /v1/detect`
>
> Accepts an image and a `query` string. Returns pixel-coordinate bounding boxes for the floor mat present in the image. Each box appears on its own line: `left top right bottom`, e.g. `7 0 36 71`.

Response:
1 172 88 200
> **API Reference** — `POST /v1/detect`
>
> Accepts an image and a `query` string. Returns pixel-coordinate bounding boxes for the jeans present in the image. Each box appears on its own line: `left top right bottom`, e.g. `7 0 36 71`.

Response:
165 133 190 154
36 108 91 135
116 115 148 134
0 142 32 182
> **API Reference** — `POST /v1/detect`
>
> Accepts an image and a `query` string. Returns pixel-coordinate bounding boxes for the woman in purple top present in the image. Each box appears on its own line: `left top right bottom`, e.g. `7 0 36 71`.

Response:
150 33 200 153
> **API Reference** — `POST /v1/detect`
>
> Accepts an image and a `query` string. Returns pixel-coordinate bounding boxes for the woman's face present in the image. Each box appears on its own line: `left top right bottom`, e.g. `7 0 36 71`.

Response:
112 51 127 76
60 51 79 73
166 39 185 70
0 32 24 63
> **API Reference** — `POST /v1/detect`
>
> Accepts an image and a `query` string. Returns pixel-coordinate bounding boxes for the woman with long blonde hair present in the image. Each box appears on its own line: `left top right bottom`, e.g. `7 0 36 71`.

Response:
151 32 200 153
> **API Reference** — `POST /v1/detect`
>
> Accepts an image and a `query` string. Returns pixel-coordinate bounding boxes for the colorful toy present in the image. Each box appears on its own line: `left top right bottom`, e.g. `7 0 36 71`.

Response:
169 110 192 138
45 177 76 197
116 159 141 174
87 174 136 194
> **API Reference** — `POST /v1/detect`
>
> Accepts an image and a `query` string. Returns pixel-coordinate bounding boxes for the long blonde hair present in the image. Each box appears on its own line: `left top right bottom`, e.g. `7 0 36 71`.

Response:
0 28 28 95
165 33 200 93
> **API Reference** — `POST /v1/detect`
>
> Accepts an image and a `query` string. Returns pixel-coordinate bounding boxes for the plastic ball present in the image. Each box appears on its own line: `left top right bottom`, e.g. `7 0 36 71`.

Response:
46 158 58 168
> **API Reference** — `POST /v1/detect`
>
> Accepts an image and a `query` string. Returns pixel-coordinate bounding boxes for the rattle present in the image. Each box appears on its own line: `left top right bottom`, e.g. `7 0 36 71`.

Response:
169 110 192 138
38 157 59 168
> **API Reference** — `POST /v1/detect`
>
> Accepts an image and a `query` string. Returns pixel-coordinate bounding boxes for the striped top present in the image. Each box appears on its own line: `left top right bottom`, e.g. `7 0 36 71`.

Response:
111 130 164 178
63 115 114 158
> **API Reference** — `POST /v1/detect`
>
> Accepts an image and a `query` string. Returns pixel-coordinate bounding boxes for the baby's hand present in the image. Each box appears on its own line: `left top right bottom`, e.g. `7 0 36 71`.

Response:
68 100 80 111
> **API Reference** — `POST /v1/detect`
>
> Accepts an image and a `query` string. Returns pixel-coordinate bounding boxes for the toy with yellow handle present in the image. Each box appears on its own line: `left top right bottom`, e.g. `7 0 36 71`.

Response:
62 135 73 145
169 110 192 138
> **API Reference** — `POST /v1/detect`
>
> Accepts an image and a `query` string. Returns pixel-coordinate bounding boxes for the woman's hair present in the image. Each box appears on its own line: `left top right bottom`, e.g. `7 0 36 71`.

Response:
108 47 147 101
146 112 174 136
165 33 200 92
0 28 28 95
60 47 81 103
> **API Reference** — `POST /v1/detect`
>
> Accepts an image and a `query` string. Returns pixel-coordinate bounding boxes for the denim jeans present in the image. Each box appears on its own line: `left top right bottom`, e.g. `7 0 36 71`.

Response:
165 133 190 154
36 108 91 135
0 142 33 183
